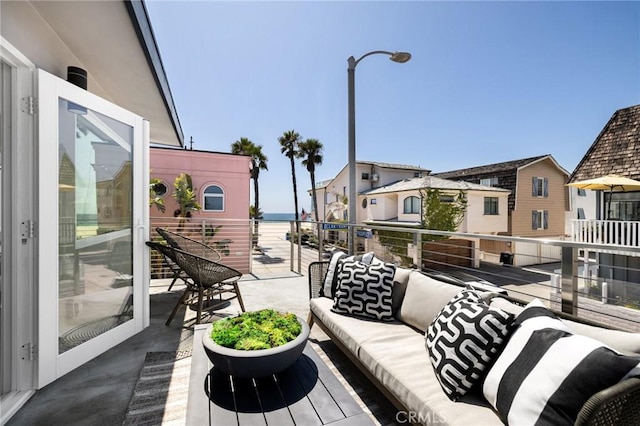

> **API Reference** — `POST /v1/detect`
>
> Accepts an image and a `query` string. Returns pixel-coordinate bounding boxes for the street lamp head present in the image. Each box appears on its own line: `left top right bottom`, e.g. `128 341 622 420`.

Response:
390 51 412 63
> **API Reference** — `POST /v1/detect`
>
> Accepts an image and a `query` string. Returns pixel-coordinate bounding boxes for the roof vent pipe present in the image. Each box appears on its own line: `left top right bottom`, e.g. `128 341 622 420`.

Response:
67 66 87 90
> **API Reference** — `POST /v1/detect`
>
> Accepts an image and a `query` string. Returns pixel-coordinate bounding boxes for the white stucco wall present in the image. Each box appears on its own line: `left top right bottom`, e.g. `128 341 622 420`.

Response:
565 187 598 235
464 191 509 233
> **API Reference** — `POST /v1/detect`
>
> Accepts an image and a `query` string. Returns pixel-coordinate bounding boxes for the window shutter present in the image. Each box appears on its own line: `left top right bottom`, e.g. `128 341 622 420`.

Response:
543 210 549 229
532 177 537 196
532 210 538 230
577 208 585 220
543 178 549 197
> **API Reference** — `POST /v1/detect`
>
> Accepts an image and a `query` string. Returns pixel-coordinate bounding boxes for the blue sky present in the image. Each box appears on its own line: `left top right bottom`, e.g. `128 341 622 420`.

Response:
145 1 640 214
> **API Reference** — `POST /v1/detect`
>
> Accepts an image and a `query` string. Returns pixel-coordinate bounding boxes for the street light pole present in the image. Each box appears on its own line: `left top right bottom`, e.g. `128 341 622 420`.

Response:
347 50 411 255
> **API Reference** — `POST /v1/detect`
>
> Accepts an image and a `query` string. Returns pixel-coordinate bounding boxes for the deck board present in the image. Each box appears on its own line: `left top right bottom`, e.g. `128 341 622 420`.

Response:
187 325 375 426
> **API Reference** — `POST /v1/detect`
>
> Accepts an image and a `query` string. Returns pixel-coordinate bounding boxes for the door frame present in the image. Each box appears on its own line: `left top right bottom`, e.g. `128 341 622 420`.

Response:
37 69 149 387
0 38 37 423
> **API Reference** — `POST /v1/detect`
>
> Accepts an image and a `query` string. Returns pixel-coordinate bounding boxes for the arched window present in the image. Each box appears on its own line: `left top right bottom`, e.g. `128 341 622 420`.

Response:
403 196 420 214
203 185 224 212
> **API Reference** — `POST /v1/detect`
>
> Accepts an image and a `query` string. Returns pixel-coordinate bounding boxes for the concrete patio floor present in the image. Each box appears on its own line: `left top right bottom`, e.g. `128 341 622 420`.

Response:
7 275 397 426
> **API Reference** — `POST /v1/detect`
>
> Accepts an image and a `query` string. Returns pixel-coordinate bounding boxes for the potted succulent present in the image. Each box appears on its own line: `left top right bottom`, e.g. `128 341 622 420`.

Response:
202 309 310 378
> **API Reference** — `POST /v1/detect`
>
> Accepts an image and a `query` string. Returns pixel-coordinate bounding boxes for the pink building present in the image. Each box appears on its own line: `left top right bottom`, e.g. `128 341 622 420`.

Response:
150 146 251 272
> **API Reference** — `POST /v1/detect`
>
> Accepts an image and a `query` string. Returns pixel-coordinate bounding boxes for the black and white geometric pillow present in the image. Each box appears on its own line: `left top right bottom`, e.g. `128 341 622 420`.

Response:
331 258 395 321
483 299 640 425
426 289 514 401
321 251 374 298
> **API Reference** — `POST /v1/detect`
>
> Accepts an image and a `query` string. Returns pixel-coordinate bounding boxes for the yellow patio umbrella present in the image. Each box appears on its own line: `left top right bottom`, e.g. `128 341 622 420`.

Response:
567 174 640 219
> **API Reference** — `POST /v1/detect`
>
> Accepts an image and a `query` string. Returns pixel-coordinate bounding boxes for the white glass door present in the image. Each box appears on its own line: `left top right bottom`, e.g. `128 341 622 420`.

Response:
37 69 149 387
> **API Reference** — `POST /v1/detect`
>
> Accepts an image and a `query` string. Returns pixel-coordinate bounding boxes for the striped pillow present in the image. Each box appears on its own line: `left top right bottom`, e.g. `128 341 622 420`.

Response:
321 251 374 297
483 299 640 426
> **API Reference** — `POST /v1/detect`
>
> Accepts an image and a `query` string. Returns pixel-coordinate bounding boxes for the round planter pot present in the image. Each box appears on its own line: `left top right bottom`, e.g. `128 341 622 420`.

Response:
202 315 310 378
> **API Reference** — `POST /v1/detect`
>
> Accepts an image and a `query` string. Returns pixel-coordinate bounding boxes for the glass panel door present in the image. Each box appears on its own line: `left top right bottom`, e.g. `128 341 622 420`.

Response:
57 100 134 353
37 69 148 387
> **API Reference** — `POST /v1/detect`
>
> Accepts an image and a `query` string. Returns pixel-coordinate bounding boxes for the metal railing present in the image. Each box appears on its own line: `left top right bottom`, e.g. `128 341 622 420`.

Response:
149 217 640 332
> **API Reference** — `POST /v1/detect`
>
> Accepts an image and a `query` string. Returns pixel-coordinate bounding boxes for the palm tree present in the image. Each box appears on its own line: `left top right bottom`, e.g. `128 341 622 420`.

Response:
298 138 323 223
278 130 302 231
231 138 268 245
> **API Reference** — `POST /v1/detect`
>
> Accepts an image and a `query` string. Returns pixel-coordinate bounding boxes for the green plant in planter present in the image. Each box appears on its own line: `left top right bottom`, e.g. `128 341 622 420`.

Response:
211 309 302 350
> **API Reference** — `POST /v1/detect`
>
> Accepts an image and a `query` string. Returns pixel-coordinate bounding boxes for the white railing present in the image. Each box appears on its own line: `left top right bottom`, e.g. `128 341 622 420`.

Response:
571 219 640 247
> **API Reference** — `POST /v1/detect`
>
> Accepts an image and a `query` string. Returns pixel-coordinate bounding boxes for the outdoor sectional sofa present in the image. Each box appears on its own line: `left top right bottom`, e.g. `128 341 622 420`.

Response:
307 257 640 426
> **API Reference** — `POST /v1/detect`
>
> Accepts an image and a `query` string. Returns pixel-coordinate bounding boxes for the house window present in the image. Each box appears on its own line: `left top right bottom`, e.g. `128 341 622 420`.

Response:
361 172 369 180
203 185 224 211
440 195 455 203
532 210 549 230
403 196 420 214
577 188 586 196
370 198 377 205
362 198 367 208
532 177 549 197
152 181 168 197
414 171 421 178
577 208 585 219
484 197 499 215
480 177 499 187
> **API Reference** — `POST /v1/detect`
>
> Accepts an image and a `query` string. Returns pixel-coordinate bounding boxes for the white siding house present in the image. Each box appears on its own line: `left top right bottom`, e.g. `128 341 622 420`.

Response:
360 176 510 235
1 1 182 420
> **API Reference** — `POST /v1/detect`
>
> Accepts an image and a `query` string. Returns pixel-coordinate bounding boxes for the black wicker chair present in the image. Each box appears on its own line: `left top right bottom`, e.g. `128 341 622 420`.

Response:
156 227 222 262
146 241 245 325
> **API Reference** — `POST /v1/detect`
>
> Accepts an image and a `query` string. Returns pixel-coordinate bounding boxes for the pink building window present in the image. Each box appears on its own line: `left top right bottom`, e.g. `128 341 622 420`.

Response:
203 185 224 211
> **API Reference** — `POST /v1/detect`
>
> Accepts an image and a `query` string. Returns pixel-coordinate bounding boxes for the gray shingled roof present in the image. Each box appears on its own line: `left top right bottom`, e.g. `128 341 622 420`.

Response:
360 160 430 173
432 155 549 178
361 176 510 195
570 104 640 182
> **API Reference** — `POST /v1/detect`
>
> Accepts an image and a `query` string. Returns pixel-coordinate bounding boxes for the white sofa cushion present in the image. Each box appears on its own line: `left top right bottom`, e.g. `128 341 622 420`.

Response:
396 271 463 332
310 297 405 356
358 332 502 425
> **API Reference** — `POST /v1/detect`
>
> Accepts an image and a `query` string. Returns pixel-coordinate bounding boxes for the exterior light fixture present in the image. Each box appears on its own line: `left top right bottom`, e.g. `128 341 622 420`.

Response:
347 50 411 254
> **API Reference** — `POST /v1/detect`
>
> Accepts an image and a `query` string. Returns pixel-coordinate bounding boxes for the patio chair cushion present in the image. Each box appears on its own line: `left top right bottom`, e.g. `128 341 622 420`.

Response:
321 251 374 298
483 298 640 426
331 258 396 321
396 271 463 332
426 289 514 401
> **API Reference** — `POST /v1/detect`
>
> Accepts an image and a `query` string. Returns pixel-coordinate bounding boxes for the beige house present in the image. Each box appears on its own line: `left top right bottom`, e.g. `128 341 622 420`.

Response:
434 155 570 238
359 176 510 235
434 155 570 265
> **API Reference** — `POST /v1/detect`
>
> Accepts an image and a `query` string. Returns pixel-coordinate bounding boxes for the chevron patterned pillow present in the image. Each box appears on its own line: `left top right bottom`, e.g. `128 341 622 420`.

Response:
331 258 395 321
426 289 514 401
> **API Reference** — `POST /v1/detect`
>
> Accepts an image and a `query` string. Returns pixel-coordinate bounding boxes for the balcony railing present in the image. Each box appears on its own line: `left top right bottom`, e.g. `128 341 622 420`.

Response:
571 219 640 247
149 218 640 332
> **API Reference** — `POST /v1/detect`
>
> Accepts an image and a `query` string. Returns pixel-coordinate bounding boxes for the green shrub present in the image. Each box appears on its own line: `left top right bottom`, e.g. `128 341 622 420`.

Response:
211 309 302 350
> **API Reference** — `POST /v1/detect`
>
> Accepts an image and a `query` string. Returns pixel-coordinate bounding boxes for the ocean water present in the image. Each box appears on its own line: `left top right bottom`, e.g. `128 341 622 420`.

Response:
261 213 303 221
